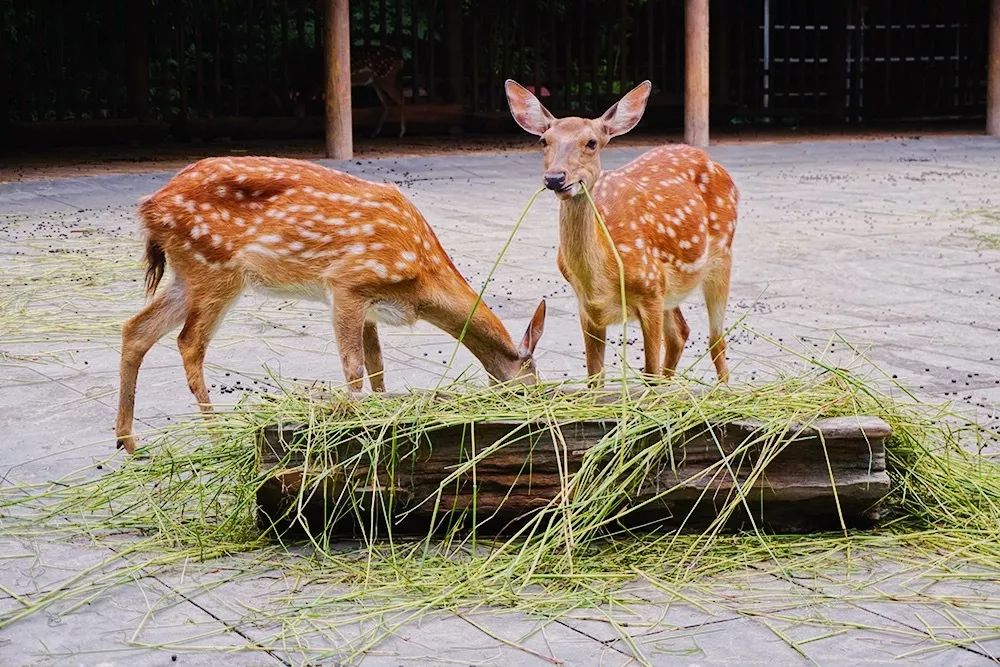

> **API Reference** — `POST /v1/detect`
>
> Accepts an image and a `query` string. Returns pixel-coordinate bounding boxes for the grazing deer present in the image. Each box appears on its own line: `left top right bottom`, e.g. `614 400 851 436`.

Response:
115 156 546 453
505 80 737 383
352 46 406 138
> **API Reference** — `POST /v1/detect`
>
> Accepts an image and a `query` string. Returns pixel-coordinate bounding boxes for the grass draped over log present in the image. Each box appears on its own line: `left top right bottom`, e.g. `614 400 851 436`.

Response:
0 359 998 660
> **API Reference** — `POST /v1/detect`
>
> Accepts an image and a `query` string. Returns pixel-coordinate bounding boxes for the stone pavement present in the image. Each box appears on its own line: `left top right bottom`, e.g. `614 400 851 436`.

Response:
0 136 998 665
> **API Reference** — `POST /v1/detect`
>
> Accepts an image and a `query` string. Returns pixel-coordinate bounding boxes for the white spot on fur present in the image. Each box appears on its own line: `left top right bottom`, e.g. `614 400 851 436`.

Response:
241 243 278 258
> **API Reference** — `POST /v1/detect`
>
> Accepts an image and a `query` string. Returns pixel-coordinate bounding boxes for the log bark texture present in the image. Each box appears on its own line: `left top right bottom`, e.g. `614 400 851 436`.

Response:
258 415 891 536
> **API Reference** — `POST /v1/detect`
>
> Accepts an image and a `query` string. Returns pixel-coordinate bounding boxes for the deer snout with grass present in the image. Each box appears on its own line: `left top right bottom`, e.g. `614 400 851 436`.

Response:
505 79 737 384
115 156 546 453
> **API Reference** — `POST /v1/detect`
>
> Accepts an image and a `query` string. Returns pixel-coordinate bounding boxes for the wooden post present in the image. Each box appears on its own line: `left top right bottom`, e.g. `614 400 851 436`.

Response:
684 0 710 148
989 0 1000 136
325 0 352 159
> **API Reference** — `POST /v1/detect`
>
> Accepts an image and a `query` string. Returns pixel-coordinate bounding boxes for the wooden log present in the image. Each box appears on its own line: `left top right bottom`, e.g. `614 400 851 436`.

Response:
684 0 710 148
989 0 1000 136
324 0 352 159
257 414 891 537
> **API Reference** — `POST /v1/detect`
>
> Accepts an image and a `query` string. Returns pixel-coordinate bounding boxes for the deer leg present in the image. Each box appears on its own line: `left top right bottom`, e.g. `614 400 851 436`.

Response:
637 303 664 376
580 313 607 386
332 290 367 391
377 74 406 137
176 280 242 418
362 320 385 392
115 282 189 453
662 307 690 376
703 257 732 383
371 85 389 138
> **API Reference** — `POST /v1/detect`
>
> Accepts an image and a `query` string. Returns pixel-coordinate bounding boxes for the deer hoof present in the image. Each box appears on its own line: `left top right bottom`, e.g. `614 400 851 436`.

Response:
116 434 137 454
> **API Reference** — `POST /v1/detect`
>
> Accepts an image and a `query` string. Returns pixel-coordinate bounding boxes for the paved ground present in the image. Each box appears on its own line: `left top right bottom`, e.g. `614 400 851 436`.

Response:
1 135 998 664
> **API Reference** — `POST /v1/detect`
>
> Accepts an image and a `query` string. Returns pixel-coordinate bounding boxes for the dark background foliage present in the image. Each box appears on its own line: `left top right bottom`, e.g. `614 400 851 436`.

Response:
0 0 990 134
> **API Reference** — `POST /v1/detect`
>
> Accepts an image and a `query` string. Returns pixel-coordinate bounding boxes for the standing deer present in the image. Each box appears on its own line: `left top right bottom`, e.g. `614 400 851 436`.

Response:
288 46 406 137
115 156 546 453
504 80 737 383
351 46 406 138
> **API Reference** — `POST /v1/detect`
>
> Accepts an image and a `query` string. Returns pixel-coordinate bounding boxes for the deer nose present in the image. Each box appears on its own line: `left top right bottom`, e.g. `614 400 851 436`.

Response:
543 172 567 191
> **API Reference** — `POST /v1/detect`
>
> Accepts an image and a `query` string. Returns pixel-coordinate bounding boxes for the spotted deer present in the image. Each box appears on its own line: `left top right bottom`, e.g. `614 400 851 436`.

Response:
505 80 737 383
352 46 406 137
115 156 546 453
288 46 405 137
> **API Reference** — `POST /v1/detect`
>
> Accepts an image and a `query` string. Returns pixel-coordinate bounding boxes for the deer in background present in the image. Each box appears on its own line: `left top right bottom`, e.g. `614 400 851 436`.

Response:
115 156 546 453
351 46 406 137
288 46 406 137
505 80 737 383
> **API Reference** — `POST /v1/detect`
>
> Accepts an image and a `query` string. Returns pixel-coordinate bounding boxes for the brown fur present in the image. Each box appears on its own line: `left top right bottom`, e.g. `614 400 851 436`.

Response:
506 80 737 383
143 237 166 297
115 156 546 453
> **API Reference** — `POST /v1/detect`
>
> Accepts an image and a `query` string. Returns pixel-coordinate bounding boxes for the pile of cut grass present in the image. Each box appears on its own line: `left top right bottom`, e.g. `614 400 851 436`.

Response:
0 356 997 661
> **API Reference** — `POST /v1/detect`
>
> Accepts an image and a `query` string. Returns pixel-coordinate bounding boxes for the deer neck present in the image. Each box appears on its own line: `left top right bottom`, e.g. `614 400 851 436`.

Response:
424 276 523 382
559 192 611 292
463 303 523 381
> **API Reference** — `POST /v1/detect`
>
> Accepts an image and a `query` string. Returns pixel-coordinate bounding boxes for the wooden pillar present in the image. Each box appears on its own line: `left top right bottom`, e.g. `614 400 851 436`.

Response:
325 0 352 159
989 0 1000 136
684 0 710 148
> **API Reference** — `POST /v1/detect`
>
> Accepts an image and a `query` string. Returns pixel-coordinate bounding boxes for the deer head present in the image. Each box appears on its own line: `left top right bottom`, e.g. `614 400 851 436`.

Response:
506 299 546 384
505 80 652 199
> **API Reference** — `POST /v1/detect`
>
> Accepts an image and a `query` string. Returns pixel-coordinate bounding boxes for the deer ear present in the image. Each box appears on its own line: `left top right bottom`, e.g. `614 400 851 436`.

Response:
505 80 555 136
518 300 547 357
600 80 651 139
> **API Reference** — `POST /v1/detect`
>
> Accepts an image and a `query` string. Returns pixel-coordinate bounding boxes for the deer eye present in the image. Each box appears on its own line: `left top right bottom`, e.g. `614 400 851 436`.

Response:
586 139 598 150
538 137 547 147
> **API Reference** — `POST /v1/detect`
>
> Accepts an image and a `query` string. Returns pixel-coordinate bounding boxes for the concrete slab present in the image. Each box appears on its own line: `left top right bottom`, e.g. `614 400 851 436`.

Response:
1 136 998 663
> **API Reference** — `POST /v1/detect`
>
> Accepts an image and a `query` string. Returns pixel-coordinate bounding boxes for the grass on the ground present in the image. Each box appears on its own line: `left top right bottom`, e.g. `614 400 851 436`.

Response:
0 352 997 663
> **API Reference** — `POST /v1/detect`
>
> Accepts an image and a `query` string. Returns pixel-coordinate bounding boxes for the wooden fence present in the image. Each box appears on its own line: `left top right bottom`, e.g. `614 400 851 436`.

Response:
0 0 990 134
